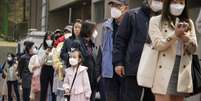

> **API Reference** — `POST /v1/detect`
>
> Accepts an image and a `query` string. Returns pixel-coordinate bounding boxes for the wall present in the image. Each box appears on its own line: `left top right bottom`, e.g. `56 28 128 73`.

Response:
48 8 69 31
48 1 91 31
29 0 42 30
49 0 77 11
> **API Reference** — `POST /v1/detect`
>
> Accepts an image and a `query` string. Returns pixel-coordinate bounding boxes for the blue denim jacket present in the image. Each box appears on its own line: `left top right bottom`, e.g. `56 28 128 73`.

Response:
101 19 114 78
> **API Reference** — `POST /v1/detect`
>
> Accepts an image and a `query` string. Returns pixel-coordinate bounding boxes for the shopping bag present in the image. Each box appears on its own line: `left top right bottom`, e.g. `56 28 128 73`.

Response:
137 43 159 88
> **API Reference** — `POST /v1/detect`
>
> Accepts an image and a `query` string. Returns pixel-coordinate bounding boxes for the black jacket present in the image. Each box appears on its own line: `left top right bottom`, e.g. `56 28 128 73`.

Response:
18 53 32 88
73 38 101 88
113 6 151 76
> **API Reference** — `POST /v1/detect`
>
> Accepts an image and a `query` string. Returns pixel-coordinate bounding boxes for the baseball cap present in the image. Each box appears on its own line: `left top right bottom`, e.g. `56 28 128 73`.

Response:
64 25 72 33
108 0 128 5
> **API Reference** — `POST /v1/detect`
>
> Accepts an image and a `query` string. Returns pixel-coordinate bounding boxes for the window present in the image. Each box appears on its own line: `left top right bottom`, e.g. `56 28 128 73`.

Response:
94 0 104 22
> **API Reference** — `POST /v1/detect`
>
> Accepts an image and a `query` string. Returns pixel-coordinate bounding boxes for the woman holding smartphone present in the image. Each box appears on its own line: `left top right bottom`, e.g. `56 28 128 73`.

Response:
148 0 198 101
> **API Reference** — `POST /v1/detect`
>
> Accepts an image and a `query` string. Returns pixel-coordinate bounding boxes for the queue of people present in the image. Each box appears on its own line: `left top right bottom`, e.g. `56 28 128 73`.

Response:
0 0 201 101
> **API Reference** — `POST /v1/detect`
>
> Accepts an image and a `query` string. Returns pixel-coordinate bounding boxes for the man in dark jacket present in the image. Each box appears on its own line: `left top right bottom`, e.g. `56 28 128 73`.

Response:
112 0 163 101
101 0 128 101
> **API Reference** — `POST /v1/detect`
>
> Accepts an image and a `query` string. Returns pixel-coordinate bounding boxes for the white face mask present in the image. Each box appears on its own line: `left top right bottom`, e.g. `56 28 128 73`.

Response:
46 40 53 47
92 30 98 39
69 58 79 66
170 3 185 16
33 48 38 54
7 57 12 61
150 0 163 12
111 7 122 18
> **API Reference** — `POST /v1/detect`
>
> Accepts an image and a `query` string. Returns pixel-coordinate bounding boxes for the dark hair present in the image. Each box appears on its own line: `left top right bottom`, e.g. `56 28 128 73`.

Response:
71 19 82 39
7 53 15 59
80 20 96 38
7 53 16 66
161 0 190 28
25 41 34 54
43 32 54 50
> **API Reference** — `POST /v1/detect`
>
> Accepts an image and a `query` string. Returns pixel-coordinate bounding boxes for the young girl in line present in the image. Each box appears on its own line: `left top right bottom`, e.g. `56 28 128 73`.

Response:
63 49 91 101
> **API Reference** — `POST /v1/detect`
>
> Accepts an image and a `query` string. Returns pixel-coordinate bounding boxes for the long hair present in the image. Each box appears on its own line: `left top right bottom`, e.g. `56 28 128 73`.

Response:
71 19 82 39
161 0 190 28
43 32 54 50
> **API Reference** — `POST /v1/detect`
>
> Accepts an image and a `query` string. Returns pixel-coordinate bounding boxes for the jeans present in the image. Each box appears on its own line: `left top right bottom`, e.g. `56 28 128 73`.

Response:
7 80 20 101
23 88 31 101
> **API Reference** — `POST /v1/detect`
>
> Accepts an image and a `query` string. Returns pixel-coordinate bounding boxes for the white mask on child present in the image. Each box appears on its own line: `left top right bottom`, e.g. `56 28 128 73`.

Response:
69 58 78 66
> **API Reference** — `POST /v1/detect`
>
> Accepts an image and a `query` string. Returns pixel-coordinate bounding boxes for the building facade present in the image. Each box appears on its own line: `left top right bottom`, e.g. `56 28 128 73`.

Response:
48 0 91 31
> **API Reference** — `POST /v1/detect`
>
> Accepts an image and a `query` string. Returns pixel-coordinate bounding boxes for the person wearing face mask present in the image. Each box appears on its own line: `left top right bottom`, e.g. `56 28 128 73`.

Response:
71 20 101 101
28 47 41 101
63 49 91 101
112 0 163 101
61 19 82 67
3 53 20 101
18 41 35 101
64 25 73 39
148 0 198 101
52 31 67 101
40 33 56 101
101 0 128 101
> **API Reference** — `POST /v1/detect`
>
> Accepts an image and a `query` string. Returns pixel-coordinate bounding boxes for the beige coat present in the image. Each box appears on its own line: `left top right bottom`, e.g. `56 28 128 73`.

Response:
149 15 198 95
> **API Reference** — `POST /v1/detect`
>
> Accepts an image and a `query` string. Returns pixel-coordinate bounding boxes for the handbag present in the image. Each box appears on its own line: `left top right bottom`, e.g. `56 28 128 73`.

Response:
31 75 40 92
191 55 201 95
64 67 79 101
137 43 159 88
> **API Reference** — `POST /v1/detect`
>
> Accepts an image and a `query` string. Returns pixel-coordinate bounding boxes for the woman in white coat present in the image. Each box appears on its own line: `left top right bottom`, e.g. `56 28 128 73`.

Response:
149 0 198 101
63 50 91 101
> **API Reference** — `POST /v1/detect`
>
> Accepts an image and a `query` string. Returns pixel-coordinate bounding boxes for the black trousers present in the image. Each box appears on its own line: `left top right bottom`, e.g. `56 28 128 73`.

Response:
121 76 155 101
40 65 56 101
23 88 30 101
102 74 123 101
7 80 20 101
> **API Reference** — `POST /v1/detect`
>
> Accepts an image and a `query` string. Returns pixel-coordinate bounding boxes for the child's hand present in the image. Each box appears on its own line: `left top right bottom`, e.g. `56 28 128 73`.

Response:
64 89 70 95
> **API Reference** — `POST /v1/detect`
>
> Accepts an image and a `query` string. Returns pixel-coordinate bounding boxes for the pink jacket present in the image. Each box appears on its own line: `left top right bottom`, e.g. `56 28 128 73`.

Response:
63 66 91 98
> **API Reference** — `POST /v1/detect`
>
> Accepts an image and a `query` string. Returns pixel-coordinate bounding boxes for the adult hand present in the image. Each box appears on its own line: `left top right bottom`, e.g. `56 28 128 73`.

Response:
180 33 190 42
115 66 125 77
175 22 189 37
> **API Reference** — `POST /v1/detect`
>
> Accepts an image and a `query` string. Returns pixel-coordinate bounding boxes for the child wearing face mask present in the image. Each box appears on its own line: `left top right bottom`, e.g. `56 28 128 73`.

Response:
63 50 91 101
3 53 20 101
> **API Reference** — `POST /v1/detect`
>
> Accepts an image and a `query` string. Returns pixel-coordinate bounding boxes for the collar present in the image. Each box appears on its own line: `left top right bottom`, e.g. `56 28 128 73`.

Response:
103 18 114 31
140 5 151 19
